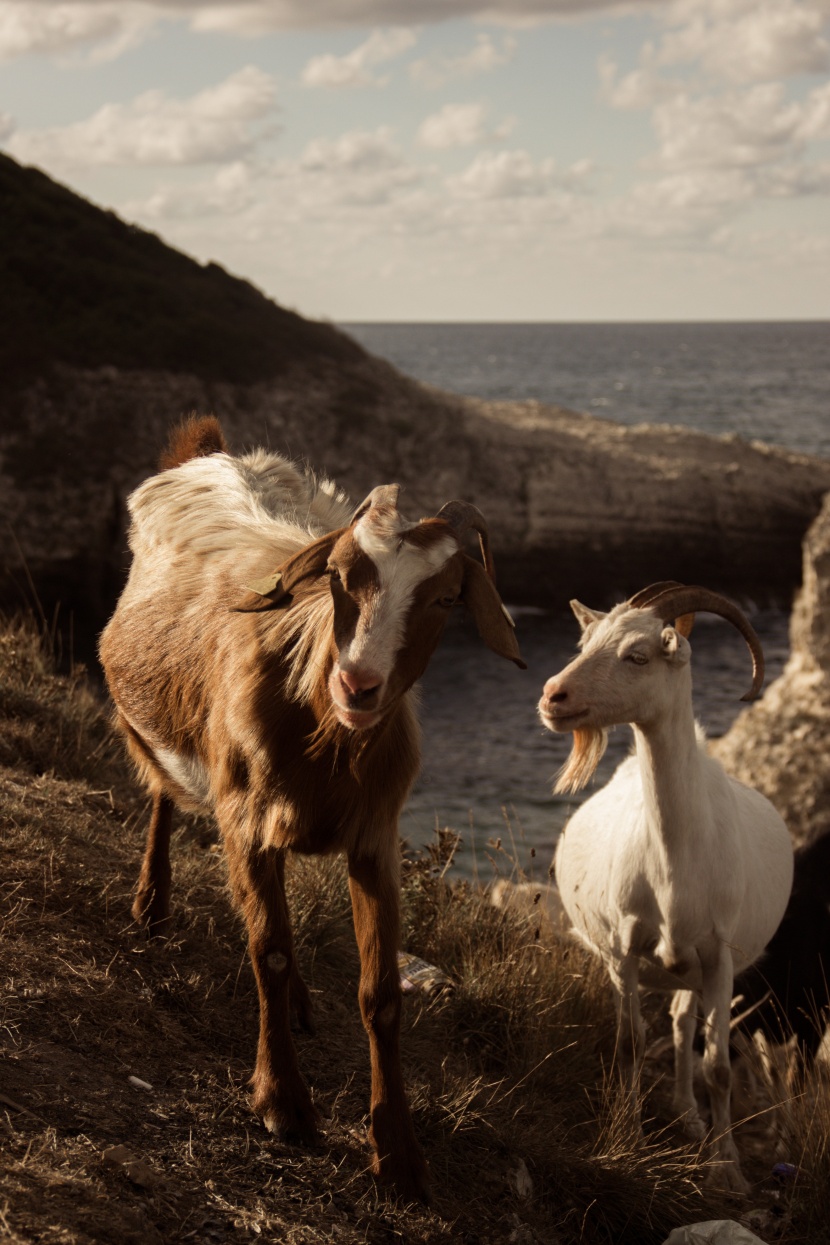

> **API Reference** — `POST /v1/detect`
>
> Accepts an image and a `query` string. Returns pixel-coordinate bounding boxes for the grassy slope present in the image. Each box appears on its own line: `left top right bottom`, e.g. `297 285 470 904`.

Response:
1 621 827 1245
0 153 363 387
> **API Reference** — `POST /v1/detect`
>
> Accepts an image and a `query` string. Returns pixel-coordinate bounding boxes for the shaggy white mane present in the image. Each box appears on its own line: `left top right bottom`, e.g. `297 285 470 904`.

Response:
128 449 352 564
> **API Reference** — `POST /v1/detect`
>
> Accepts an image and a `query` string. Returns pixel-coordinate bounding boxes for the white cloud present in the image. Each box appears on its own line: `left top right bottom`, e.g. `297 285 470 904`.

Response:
604 152 830 246
595 0 830 250
798 78 830 140
0 111 15 140
448 148 588 198
296 127 422 204
642 78 830 181
601 3 830 111
416 101 514 148
0 2 155 63
762 160 830 196
302 27 417 89
652 84 804 171
186 1 649 37
598 54 677 110
300 126 403 173
7 66 278 168
656 0 830 84
134 160 257 220
410 32 516 87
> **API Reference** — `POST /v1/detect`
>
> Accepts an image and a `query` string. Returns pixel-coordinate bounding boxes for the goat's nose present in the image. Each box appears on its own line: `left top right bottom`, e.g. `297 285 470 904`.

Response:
542 678 568 705
338 667 382 703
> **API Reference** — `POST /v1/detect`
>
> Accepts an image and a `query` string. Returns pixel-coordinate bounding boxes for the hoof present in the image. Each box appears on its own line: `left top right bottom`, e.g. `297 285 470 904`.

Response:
371 1143 431 1205
705 1156 750 1195
256 1089 321 1148
131 892 171 938
675 1106 707 1141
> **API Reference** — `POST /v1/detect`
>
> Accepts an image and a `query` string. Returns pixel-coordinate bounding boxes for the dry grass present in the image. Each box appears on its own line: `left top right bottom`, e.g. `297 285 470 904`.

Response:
1 617 825 1243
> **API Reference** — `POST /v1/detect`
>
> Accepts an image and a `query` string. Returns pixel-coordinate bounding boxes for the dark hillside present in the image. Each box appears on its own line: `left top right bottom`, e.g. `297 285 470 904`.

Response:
0 153 363 386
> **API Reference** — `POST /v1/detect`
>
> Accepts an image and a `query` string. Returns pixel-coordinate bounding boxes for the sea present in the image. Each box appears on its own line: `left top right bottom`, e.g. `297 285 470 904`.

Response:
342 322 830 882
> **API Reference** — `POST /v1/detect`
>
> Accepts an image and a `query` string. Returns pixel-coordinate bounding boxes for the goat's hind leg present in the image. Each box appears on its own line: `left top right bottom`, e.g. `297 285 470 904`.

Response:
224 835 320 1146
701 947 750 1194
132 792 175 936
671 988 706 1139
274 851 315 1035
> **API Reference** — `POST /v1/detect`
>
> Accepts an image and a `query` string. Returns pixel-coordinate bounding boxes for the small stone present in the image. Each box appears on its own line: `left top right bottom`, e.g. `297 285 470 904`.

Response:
102 1144 162 1189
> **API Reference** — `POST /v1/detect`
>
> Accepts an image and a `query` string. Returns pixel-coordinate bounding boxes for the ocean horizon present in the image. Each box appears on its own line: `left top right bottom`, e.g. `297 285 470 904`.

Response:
342 319 830 460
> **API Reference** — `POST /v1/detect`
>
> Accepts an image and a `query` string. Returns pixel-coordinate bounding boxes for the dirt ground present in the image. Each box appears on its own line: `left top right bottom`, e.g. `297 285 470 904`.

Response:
1 624 826 1245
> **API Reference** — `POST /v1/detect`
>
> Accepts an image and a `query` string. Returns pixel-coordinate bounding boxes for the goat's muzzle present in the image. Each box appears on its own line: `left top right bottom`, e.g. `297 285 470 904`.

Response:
538 678 589 732
330 666 385 731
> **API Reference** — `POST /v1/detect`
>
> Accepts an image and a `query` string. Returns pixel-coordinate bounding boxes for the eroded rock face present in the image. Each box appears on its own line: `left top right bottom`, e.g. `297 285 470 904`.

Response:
713 492 830 846
2 357 829 653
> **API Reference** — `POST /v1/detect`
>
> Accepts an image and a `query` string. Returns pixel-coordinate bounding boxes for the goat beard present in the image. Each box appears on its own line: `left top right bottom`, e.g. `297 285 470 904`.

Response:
304 700 384 778
554 728 608 795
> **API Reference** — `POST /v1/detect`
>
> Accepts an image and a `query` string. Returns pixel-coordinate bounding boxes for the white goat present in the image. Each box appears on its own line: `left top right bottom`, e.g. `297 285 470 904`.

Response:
537 582 793 1191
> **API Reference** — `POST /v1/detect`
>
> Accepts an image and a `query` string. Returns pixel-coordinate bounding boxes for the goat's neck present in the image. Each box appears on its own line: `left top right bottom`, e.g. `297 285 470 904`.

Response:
632 695 704 854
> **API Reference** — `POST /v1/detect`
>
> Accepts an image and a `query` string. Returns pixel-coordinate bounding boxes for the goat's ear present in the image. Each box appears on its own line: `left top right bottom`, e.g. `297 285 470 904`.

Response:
570 600 605 633
461 556 526 668
351 484 400 524
674 612 695 638
661 626 691 664
233 530 342 613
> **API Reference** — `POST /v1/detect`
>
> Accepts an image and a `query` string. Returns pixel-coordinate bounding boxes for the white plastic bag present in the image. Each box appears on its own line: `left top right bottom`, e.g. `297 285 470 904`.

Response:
662 1222 769 1245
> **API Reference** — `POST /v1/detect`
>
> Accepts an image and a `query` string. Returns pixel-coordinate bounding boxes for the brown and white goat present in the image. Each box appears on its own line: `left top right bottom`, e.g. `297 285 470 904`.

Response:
99 416 524 1202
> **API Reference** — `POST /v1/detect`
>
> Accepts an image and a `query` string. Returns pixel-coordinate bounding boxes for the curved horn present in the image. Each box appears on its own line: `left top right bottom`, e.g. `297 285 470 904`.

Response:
435 500 496 582
632 583 765 701
351 483 400 525
628 581 685 609
628 580 695 638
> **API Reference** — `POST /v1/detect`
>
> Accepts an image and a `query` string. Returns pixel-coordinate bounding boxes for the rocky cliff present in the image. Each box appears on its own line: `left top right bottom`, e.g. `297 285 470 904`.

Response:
1 153 828 646
4 358 828 639
713 493 830 847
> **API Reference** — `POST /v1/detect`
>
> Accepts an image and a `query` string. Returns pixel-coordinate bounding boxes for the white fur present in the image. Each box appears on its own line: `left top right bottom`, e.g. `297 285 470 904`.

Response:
345 515 456 681
540 602 793 1192
154 746 212 807
128 449 351 565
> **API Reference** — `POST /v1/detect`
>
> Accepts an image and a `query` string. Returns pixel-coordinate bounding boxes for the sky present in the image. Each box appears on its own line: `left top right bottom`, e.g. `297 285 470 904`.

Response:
1 0 829 322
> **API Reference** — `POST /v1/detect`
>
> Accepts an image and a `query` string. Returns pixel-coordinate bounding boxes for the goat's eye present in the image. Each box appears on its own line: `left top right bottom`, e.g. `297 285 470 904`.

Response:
435 594 458 609
625 651 648 666
327 565 341 583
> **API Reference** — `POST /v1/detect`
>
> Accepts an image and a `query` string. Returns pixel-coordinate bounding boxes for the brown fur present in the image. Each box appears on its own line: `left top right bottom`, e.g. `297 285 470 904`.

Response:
100 422 526 1205
159 413 228 471
101 571 430 1199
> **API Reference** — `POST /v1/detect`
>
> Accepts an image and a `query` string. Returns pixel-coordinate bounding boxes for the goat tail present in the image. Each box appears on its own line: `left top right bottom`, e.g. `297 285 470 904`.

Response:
554 728 608 795
159 413 228 470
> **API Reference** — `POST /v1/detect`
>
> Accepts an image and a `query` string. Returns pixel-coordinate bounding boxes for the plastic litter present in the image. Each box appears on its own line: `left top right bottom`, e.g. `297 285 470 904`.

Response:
397 950 453 996
771 1161 798 1183
661 1221 770 1245
128 1075 153 1091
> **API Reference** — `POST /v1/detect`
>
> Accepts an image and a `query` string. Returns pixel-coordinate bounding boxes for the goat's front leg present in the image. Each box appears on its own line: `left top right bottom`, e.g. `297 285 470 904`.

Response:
348 842 429 1204
223 834 320 1145
701 945 749 1194
670 988 706 1139
132 791 174 935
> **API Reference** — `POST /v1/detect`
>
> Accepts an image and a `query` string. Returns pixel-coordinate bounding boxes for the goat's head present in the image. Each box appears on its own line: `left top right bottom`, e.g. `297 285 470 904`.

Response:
238 487 525 731
538 582 765 792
